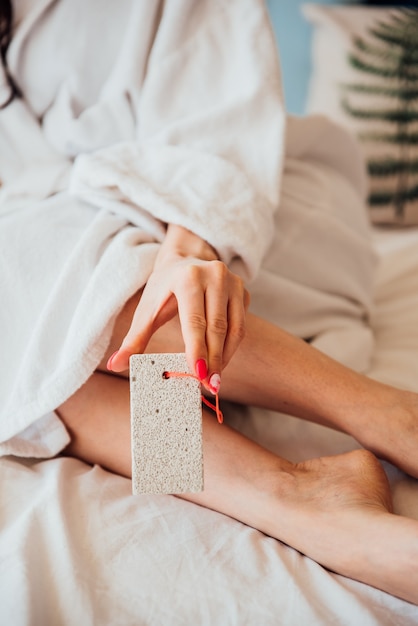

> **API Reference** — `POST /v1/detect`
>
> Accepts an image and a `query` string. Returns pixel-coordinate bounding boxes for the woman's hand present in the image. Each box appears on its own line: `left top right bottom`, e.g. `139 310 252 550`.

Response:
107 225 250 393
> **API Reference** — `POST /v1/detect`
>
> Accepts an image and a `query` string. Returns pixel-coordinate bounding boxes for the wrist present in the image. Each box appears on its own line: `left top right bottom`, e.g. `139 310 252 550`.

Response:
159 224 219 263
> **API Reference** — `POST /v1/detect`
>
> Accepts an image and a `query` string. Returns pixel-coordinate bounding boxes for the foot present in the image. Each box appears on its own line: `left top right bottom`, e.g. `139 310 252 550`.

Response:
182 416 418 603
262 450 418 604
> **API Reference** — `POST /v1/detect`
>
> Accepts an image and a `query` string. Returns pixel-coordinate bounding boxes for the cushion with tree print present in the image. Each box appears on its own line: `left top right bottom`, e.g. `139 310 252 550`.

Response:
303 5 418 225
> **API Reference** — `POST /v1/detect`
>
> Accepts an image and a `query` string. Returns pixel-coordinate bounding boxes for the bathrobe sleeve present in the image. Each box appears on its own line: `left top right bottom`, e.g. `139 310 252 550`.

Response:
69 0 285 281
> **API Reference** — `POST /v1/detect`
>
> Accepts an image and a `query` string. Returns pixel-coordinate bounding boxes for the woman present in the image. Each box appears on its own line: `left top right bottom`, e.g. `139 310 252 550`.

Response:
1 0 418 604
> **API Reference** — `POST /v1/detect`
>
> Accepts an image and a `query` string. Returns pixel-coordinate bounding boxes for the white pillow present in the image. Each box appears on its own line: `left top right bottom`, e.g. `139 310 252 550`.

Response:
303 5 418 225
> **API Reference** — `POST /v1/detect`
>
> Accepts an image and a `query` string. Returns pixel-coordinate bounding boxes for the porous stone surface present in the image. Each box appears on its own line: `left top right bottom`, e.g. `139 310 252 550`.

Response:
130 353 203 494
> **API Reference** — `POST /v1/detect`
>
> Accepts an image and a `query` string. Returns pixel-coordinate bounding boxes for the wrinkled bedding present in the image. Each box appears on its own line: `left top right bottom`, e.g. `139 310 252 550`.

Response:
1 227 418 625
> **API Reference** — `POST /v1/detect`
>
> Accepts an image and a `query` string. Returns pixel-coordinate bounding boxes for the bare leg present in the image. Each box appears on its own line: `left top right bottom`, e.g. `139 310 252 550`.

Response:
98 294 418 478
58 372 418 604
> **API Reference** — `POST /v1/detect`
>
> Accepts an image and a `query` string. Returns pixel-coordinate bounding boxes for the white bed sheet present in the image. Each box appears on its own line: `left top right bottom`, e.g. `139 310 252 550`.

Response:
1 227 418 626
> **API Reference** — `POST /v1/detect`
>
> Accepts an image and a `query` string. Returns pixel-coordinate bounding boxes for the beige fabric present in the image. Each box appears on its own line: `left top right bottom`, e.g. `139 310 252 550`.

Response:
250 115 377 372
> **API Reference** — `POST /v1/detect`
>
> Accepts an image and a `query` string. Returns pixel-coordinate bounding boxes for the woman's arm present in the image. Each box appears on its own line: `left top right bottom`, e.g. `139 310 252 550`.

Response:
108 224 250 392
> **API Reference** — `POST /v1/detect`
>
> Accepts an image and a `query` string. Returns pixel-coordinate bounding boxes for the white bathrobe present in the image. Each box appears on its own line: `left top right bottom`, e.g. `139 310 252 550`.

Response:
0 0 376 457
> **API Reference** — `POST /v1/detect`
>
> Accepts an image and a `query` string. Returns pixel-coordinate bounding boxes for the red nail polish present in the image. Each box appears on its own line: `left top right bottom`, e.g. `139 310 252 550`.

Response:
107 350 119 371
209 373 221 395
195 359 208 381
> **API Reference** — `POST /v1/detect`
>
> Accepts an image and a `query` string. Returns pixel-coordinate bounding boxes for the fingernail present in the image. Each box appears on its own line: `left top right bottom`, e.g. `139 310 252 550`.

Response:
195 359 208 381
209 373 221 395
107 350 119 371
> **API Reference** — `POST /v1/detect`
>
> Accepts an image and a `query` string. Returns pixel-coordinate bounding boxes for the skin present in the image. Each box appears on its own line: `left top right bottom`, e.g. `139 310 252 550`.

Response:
108 224 250 391
57 225 418 604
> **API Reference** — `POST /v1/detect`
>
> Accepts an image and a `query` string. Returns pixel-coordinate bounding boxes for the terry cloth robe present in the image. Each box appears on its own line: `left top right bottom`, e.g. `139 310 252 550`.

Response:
0 0 376 458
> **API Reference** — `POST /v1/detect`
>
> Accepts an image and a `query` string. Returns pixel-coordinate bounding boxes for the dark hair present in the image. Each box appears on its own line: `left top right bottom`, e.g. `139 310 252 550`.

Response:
0 0 21 108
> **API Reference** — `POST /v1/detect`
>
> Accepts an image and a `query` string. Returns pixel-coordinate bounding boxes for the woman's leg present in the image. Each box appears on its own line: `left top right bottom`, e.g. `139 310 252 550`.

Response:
58 371 418 604
97 293 418 479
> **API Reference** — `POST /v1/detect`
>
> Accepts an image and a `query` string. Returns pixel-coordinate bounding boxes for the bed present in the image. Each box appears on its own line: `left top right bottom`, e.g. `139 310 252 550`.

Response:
2 3 418 625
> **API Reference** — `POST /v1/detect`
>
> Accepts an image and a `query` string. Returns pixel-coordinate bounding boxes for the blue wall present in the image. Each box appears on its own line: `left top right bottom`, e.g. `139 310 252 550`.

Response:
266 0 359 115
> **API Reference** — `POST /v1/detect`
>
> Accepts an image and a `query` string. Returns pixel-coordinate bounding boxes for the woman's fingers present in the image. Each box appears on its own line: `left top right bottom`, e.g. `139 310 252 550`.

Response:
201 262 230 391
175 267 209 381
177 261 247 393
107 258 249 387
220 282 250 372
174 261 228 387
108 281 177 372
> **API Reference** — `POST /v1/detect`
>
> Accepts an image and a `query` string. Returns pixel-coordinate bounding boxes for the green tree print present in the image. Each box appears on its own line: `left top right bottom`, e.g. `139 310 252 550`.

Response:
341 9 418 219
